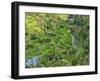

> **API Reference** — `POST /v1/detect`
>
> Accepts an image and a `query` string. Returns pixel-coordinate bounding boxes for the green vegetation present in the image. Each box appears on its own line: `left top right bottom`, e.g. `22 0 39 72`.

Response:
25 12 89 68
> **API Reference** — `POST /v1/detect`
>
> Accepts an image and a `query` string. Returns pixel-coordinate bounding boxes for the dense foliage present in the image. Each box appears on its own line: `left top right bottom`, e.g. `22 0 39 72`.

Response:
25 12 89 68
